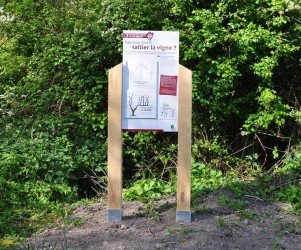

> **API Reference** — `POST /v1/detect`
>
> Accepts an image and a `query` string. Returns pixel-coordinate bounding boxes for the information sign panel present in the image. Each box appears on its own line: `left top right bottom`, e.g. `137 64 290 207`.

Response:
122 30 179 132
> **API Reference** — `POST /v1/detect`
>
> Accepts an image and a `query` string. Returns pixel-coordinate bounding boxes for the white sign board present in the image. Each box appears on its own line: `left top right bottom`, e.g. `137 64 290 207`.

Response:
122 30 179 132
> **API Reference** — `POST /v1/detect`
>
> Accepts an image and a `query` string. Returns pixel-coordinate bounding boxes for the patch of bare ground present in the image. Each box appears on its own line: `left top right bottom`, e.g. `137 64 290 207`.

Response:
23 190 301 250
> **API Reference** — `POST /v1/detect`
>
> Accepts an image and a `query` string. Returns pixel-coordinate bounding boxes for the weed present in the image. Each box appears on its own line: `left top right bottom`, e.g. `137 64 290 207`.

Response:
218 195 249 211
0 238 20 249
134 201 162 221
72 197 105 207
215 216 236 238
215 216 228 228
149 210 161 221
272 239 284 250
178 229 192 243
229 199 249 211
215 215 242 230
191 162 225 195
194 205 211 214
20 240 68 250
124 179 173 202
276 231 285 237
67 217 84 228
277 220 300 235
238 209 257 219
218 195 230 206
167 228 175 235
180 227 193 235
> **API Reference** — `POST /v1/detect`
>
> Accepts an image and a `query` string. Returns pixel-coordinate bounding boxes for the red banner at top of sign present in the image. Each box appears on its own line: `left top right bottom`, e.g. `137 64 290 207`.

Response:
123 32 154 41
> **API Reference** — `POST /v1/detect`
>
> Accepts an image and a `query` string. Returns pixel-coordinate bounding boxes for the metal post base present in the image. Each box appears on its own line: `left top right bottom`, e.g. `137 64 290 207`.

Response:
108 209 122 222
176 210 191 222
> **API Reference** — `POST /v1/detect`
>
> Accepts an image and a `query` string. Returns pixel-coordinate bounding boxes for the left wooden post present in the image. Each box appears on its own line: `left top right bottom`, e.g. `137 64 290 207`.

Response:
107 63 123 222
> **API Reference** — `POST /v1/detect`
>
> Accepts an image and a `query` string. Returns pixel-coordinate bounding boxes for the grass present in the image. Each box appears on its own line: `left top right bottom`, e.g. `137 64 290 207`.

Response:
167 228 176 235
135 201 162 221
167 227 194 237
215 216 228 228
194 205 212 214
20 239 68 250
218 195 249 211
0 202 86 250
0 238 20 250
238 209 257 219
272 239 282 250
2 161 300 248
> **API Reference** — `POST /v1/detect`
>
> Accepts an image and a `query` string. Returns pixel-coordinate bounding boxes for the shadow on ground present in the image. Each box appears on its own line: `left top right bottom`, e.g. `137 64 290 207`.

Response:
23 187 301 250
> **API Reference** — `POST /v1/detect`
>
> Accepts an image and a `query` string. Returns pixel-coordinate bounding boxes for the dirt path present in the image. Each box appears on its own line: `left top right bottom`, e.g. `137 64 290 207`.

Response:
24 190 301 249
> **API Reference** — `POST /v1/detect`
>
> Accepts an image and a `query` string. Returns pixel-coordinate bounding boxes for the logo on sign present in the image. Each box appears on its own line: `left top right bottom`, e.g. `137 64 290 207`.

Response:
123 32 154 41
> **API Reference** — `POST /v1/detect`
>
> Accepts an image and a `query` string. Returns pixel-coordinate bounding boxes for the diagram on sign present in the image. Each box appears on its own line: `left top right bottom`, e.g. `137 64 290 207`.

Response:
123 57 158 119
160 103 176 118
130 62 156 87
125 90 156 119
128 92 149 116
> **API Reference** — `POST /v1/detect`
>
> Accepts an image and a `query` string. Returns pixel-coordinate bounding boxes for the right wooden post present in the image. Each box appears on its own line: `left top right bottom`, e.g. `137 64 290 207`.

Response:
177 64 192 222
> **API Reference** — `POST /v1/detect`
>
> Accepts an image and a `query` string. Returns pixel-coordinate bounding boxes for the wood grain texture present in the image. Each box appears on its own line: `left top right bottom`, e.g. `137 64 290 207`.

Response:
177 64 192 211
108 63 123 210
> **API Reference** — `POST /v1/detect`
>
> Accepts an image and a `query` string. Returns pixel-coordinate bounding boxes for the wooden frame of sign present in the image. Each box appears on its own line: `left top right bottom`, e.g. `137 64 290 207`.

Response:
107 63 192 222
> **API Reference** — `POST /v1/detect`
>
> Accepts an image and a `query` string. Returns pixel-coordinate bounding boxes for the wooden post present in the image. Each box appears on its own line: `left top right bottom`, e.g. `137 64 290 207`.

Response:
107 63 192 222
107 63 123 222
177 65 192 222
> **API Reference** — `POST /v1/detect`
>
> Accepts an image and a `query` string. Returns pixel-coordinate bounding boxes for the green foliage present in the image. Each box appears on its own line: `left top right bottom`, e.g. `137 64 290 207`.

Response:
275 145 301 175
191 162 225 195
166 0 300 131
124 161 226 202
290 109 301 125
0 0 300 240
192 137 228 164
218 195 249 211
273 144 301 212
123 132 177 182
123 178 173 202
0 133 77 237
1 133 74 183
276 185 301 211
242 88 291 134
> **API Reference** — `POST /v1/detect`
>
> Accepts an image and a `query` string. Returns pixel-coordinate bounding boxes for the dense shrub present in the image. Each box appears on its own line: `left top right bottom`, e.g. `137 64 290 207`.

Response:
0 0 300 238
